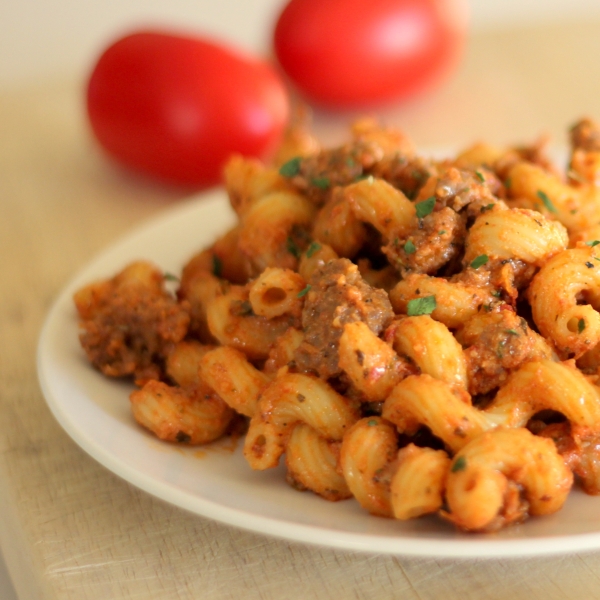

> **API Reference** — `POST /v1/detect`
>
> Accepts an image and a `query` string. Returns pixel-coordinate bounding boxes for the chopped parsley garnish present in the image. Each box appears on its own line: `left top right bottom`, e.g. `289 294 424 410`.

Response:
311 176 330 190
470 254 489 269
497 339 507 358
404 240 416 254
286 236 301 258
451 456 467 472
586 240 600 247
306 241 321 258
352 173 369 182
407 295 436 316
297 284 311 298
163 272 180 283
367 419 378 427
505 329 519 336
475 170 485 183
537 190 558 214
232 300 254 317
279 156 302 177
579 318 586 333
212 254 223 278
415 196 436 219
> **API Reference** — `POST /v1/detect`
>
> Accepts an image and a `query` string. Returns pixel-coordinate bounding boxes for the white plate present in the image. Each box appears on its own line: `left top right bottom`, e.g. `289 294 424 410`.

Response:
37 190 600 559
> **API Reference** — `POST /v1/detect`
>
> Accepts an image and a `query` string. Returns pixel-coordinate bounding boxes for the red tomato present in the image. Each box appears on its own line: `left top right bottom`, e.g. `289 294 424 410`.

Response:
87 31 290 187
273 0 468 107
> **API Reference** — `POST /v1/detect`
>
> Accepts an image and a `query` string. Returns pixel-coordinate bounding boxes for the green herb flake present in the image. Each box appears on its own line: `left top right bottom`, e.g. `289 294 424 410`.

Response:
279 156 302 177
415 196 436 219
407 295 437 316
404 240 416 254
519 317 529 333
586 240 600 247
438 230 447 235
451 456 467 472
297 284 311 298
496 339 507 358
475 170 485 183
492 290 502 298
232 300 254 317
537 189 558 214
311 176 330 190
412 169 426 181
367 419 378 427
163 272 180 283
579 318 586 333
505 329 519 336
470 254 489 269
504 177 512 189
286 236 301 258
353 173 369 182
305 241 321 258
212 254 223 278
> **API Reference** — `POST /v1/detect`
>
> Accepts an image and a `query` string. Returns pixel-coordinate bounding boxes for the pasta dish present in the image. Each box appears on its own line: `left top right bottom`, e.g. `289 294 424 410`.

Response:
72 116 600 533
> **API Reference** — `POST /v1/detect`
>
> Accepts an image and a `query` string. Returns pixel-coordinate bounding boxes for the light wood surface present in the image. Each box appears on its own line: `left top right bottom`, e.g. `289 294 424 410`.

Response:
4 19 600 600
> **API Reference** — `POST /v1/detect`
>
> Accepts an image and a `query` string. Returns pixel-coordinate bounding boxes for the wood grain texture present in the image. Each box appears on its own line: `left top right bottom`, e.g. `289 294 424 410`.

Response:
4 20 600 600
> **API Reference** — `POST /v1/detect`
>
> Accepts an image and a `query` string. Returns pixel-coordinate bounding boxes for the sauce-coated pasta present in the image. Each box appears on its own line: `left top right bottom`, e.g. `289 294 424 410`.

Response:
74 116 600 533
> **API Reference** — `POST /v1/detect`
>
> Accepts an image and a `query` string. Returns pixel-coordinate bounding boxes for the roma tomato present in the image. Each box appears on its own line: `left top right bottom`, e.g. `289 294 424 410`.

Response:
273 0 468 107
87 31 290 187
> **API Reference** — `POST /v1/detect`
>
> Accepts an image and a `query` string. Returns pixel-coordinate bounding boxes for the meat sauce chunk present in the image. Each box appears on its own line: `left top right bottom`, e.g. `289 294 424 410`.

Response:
74 261 190 382
294 258 394 379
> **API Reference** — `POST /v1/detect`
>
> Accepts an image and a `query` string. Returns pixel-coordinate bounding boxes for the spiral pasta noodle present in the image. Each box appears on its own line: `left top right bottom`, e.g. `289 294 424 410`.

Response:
74 116 600 534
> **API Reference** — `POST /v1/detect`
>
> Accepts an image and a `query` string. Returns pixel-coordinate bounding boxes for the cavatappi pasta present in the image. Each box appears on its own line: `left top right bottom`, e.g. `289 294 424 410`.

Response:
74 115 600 533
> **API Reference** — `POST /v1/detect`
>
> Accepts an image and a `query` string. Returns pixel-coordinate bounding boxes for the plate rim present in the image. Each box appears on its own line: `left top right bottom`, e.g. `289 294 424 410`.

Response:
35 188 600 560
